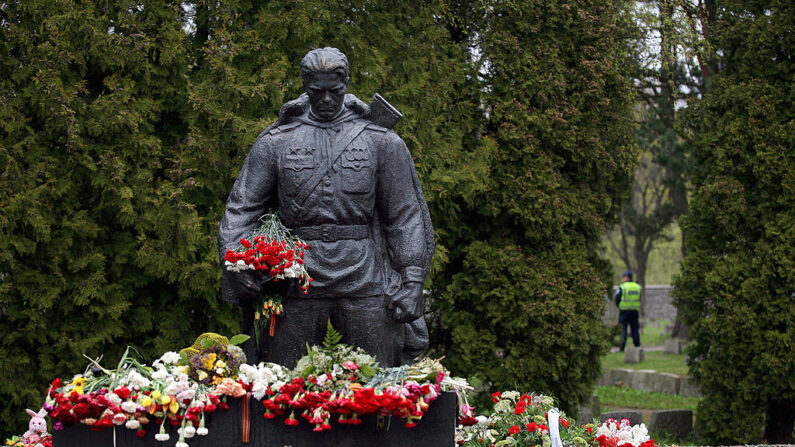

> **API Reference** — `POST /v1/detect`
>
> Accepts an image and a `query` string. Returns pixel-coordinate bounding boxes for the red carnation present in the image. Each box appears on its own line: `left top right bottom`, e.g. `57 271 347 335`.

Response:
508 425 521 435
240 238 252 248
113 386 131 400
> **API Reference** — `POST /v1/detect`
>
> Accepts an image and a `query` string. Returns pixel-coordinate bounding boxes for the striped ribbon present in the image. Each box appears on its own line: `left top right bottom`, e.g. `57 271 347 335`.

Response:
242 391 251 443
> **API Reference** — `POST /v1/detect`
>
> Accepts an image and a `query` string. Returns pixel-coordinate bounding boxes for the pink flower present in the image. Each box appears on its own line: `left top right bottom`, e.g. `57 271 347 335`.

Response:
112 412 127 425
216 378 246 398
342 361 359 370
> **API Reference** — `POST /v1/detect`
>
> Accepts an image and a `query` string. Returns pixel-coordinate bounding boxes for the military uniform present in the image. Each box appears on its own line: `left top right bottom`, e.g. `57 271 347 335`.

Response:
219 99 429 367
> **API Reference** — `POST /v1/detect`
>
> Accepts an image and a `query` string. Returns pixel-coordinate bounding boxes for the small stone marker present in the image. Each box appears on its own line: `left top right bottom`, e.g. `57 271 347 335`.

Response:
651 372 681 394
649 409 693 438
623 346 644 364
600 410 643 426
663 338 683 354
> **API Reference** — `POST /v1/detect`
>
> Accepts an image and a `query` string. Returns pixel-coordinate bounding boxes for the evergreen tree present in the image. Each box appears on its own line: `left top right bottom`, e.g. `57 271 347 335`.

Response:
0 0 484 435
0 1 238 434
434 0 638 412
674 0 794 443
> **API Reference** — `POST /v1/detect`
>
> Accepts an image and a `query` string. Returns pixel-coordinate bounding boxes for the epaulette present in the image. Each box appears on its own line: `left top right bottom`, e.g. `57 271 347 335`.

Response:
266 121 302 136
365 123 389 133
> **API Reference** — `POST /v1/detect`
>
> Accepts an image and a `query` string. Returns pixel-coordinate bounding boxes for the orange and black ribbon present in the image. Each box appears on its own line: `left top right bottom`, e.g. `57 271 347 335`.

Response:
242 391 251 443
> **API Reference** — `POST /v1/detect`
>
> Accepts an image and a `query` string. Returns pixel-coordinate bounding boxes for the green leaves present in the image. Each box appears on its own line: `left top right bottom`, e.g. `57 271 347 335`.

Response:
673 2 795 444
229 334 250 346
322 320 343 350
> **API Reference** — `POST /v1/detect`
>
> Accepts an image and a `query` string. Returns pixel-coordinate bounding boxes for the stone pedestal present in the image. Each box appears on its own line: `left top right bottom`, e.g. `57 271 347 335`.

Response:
52 392 456 447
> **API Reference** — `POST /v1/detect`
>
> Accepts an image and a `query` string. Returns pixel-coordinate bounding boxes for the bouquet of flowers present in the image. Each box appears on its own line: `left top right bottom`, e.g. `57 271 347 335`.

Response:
223 213 312 338
455 391 592 447
592 418 657 447
223 213 311 289
178 333 248 386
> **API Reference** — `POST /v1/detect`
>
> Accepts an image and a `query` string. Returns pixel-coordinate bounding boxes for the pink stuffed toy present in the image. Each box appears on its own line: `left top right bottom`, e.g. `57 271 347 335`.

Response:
23 408 48 444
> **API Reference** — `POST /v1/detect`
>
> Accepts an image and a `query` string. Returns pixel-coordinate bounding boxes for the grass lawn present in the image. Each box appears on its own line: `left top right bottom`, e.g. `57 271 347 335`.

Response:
601 351 690 376
639 319 672 346
594 385 700 411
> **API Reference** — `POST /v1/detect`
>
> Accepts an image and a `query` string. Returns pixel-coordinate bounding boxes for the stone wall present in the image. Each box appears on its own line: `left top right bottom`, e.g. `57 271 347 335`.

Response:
603 285 676 324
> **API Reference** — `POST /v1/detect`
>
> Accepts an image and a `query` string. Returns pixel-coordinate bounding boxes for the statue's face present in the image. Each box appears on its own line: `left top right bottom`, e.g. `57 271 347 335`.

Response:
304 72 347 121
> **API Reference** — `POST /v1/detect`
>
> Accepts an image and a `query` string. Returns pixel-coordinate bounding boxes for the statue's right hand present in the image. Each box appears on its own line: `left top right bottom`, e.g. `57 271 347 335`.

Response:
233 270 270 297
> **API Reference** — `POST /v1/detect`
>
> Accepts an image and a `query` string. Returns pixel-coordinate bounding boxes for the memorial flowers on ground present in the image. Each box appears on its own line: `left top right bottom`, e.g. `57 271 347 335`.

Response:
453 391 657 447
22 326 658 447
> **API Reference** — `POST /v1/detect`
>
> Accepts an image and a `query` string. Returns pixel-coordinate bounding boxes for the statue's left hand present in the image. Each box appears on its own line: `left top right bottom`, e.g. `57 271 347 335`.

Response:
388 282 424 323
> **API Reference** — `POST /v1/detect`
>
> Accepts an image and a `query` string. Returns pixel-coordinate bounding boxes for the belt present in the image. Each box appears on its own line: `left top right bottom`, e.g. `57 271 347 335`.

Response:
293 224 370 242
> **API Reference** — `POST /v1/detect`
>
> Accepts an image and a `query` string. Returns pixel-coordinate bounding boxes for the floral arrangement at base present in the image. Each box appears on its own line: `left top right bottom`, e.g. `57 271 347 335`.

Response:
454 392 657 447
30 325 471 445
259 321 473 432
43 333 258 445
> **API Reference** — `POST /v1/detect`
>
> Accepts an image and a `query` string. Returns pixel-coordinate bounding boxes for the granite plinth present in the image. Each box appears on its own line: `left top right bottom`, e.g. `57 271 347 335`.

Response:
52 392 456 447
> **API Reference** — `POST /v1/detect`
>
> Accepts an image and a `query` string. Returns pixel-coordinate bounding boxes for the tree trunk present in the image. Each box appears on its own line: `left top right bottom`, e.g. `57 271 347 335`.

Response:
764 398 795 444
670 313 689 339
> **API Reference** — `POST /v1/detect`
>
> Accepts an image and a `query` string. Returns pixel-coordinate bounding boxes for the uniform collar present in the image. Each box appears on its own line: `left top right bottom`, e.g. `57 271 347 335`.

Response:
300 106 358 129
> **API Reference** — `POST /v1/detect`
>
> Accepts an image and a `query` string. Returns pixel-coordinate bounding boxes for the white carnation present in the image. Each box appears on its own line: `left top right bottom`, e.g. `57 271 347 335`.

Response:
121 401 137 413
159 351 181 365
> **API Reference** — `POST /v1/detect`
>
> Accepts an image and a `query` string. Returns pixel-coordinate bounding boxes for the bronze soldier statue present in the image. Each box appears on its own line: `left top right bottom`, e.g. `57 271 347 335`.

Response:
218 48 434 368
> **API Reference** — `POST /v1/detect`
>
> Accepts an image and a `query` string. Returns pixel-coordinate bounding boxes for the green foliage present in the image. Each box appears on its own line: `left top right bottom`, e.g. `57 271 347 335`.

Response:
0 1 237 434
433 0 639 414
0 0 483 436
0 0 638 435
322 320 343 350
673 1 795 443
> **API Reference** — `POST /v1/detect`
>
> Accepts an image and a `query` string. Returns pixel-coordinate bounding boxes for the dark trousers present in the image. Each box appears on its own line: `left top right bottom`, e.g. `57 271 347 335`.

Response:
241 296 404 368
619 309 640 350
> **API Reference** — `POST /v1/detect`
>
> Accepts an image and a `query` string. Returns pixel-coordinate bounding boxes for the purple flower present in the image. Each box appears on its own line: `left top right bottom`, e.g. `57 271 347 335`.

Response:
54 422 64 431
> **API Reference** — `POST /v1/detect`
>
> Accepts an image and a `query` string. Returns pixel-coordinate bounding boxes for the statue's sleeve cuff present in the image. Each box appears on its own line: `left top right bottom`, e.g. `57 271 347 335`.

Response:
400 266 426 284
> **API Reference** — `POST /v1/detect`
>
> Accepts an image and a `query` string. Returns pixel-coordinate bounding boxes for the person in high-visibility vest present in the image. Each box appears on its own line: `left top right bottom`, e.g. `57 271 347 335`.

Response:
614 270 642 351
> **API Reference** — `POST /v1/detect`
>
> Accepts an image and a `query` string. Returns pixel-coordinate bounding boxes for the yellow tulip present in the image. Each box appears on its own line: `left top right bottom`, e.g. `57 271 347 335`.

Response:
169 399 179 414
159 394 171 405
141 396 152 407
72 378 86 395
151 390 161 400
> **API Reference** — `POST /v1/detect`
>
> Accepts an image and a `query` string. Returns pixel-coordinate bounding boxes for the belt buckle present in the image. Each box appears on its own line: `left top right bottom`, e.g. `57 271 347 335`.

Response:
321 224 334 242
